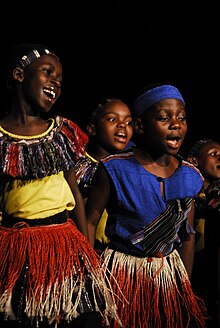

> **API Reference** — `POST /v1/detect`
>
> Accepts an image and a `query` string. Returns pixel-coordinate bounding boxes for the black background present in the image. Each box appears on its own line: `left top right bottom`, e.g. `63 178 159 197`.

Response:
0 0 219 155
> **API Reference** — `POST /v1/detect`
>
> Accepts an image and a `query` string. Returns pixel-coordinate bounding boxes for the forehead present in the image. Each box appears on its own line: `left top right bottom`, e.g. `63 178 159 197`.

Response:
154 98 185 109
28 53 61 66
93 100 130 120
100 101 131 116
141 98 185 118
200 141 220 153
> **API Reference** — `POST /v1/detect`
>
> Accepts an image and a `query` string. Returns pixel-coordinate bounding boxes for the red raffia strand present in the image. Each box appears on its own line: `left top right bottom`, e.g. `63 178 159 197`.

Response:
102 248 207 328
0 219 122 326
62 119 88 159
7 143 22 177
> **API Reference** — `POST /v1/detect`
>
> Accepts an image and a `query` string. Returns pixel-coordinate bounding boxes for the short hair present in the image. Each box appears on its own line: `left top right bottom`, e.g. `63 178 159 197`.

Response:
187 139 214 157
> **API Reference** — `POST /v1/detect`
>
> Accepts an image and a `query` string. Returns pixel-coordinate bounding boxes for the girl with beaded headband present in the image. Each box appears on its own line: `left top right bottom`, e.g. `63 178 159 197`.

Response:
86 83 207 327
0 43 122 328
75 97 134 253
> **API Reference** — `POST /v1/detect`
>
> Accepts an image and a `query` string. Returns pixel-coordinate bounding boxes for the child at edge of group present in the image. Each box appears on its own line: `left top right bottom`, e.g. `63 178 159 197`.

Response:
0 43 122 328
75 97 134 253
85 83 208 328
187 138 220 328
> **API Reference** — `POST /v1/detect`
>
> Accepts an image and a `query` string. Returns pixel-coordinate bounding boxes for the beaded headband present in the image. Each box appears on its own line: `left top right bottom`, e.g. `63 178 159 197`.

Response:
133 85 185 117
89 98 113 122
17 49 59 68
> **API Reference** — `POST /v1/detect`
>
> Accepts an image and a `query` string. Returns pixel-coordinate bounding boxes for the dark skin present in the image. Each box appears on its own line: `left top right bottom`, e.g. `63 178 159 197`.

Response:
188 140 220 324
188 140 220 191
0 54 88 237
86 99 133 160
86 98 195 277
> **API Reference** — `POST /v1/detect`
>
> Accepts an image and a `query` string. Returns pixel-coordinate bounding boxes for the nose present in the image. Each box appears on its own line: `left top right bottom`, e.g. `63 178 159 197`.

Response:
117 120 127 128
51 75 62 88
170 118 181 129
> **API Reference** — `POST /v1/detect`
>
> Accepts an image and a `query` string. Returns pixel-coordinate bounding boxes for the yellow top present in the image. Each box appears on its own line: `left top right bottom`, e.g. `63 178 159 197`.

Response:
82 152 110 244
0 171 75 222
95 209 110 243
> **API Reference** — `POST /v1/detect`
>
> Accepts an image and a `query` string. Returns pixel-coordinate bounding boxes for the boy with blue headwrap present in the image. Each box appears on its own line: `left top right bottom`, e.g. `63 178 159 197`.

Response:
86 83 207 328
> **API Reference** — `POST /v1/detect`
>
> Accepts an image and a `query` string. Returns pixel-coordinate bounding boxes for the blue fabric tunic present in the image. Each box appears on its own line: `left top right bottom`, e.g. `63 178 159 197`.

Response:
102 150 203 256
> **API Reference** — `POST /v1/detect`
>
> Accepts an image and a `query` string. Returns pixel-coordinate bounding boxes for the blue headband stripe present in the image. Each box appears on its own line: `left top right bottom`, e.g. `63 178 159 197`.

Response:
133 85 185 117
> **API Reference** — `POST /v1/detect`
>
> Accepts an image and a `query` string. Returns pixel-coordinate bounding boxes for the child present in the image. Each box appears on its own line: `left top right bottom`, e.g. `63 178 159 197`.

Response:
86 84 207 327
75 97 134 252
187 138 220 327
0 43 121 328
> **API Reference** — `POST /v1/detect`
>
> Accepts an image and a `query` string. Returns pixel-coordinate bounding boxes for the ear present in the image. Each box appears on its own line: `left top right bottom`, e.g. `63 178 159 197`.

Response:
187 155 198 166
12 67 24 83
133 117 144 134
87 123 96 136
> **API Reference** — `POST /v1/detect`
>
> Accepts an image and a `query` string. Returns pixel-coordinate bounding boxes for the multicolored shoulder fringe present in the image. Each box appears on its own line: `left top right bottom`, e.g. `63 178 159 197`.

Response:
0 115 89 179
75 152 99 197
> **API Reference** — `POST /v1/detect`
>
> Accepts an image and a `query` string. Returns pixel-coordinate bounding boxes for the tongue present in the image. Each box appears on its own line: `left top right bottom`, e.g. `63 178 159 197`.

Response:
167 140 178 149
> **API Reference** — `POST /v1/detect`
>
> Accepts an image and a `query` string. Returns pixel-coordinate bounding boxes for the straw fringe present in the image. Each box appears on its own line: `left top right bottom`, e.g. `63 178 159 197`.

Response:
102 248 207 328
0 220 122 326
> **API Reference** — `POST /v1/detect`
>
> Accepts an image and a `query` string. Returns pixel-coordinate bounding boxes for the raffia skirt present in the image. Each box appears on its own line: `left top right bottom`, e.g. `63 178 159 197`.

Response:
101 248 207 328
0 218 122 327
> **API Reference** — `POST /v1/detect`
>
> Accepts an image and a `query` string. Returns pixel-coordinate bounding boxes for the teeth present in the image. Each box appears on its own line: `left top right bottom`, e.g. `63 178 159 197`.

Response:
44 88 56 99
117 131 125 137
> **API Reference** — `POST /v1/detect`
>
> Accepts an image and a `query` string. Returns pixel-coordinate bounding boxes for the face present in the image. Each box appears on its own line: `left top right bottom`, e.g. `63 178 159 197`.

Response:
196 141 220 181
139 98 187 155
15 54 62 113
89 100 133 152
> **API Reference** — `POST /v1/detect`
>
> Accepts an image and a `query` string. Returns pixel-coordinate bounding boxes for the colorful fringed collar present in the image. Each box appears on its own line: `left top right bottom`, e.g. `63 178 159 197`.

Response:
0 115 88 180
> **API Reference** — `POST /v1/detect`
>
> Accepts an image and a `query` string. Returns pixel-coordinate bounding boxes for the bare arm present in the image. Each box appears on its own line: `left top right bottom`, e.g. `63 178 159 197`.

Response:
86 165 110 246
64 168 88 238
177 201 195 278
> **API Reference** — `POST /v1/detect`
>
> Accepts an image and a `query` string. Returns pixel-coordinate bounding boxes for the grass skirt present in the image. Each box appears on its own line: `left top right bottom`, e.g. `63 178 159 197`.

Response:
101 248 207 328
0 219 122 327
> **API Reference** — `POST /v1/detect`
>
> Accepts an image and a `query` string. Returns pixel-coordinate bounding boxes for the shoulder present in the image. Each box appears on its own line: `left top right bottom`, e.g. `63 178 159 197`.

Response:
54 115 88 158
181 158 204 179
101 149 134 164
55 116 88 141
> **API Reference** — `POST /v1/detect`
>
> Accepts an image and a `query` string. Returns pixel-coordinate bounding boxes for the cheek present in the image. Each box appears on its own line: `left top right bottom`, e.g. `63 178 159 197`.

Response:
182 124 188 133
128 127 133 138
96 127 113 140
199 161 212 173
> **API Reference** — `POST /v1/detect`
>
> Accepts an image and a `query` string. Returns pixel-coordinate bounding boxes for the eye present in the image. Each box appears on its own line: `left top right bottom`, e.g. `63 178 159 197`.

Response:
126 120 133 126
42 66 52 75
157 116 168 122
177 115 186 121
107 117 116 122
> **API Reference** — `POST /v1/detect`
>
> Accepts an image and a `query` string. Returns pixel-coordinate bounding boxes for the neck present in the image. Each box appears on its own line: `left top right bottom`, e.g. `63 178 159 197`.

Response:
86 143 110 161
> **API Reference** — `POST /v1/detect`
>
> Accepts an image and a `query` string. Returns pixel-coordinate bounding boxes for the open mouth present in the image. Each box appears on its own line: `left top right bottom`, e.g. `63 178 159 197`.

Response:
115 131 127 142
166 137 181 149
43 87 56 101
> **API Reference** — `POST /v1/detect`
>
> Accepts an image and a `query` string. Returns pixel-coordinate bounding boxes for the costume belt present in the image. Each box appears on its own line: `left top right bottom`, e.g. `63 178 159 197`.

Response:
1 210 67 227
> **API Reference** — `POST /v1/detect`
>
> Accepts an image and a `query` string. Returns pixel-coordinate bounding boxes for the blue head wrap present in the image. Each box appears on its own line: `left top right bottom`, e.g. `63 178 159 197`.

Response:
133 85 185 117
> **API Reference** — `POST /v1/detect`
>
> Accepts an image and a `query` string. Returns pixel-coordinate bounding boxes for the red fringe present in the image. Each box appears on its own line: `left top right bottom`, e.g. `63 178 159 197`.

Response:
0 219 101 305
103 249 207 328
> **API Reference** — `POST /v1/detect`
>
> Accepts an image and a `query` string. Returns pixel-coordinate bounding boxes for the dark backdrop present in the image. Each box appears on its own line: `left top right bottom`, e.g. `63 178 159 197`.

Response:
0 0 219 154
